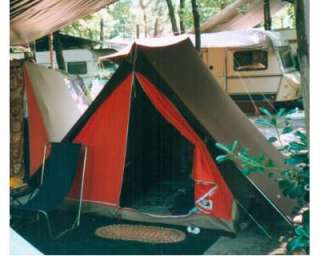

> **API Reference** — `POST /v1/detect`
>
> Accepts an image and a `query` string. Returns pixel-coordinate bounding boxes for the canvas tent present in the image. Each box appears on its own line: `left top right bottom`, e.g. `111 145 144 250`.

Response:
10 61 88 178
63 36 297 232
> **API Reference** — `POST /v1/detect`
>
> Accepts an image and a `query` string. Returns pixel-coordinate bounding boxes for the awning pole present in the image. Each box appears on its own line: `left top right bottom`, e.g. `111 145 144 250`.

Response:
49 33 54 69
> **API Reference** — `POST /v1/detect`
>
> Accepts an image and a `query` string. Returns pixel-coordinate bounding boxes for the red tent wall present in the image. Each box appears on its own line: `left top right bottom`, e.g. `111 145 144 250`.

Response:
24 68 49 175
136 73 234 221
72 75 133 205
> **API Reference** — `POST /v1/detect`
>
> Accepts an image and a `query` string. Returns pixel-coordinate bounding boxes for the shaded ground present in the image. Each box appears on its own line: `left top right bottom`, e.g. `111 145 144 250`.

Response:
11 210 231 255
205 223 285 255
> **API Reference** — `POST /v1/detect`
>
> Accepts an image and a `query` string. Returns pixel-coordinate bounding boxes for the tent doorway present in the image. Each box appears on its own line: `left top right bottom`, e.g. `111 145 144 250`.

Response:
120 83 195 216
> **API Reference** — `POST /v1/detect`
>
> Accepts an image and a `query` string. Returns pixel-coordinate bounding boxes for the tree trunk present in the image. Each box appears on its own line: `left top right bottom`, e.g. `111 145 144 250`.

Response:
295 0 309 135
136 24 140 39
264 0 272 30
191 0 201 51
139 0 152 37
179 0 186 34
154 18 159 37
53 31 66 71
165 0 179 35
100 17 104 48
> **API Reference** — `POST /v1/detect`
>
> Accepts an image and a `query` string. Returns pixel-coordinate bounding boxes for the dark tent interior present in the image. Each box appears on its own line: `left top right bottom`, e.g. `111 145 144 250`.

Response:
120 83 195 215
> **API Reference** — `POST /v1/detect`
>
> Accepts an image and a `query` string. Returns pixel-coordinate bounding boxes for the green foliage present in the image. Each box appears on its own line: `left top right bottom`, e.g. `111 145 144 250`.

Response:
179 0 235 30
105 0 137 39
215 107 309 254
61 14 101 41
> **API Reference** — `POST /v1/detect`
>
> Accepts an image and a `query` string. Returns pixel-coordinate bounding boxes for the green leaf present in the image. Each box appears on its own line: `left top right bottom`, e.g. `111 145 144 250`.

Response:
216 155 229 163
294 130 308 145
259 107 272 117
240 169 252 176
266 159 275 168
288 142 306 152
285 107 299 116
276 108 287 117
268 137 278 143
255 119 273 127
285 154 308 165
215 143 231 153
282 126 293 134
231 140 239 153
295 226 309 238
287 236 307 251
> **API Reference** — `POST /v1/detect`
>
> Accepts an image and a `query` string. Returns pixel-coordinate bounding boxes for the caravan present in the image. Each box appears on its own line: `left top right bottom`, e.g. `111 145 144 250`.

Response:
198 30 301 111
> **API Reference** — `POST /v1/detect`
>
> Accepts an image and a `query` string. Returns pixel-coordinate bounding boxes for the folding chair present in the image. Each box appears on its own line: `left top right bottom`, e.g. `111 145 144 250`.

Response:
11 142 87 239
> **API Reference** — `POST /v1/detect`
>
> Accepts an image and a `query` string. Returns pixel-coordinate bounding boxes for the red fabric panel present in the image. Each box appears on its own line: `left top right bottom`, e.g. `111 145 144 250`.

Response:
136 73 234 221
24 68 49 175
72 75 132 205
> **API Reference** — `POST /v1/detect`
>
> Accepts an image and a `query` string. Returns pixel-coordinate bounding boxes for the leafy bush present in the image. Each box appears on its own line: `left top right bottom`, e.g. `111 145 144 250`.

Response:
215 107 309 254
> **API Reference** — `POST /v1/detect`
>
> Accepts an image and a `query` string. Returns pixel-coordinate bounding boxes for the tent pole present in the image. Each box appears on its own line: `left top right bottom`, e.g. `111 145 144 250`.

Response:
49 33 54 69
236 199 272 240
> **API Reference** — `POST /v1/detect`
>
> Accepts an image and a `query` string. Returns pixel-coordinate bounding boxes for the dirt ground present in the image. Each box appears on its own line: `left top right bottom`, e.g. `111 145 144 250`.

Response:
205 224 285 255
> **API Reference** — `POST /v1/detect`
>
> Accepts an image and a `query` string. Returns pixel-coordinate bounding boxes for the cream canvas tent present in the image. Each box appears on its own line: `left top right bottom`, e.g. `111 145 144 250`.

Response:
60 36 297 233
10 61 88 178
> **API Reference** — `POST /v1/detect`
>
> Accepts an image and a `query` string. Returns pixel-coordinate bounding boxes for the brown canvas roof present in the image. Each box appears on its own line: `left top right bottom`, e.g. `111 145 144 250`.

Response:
10 0 116 45
103 36 297 220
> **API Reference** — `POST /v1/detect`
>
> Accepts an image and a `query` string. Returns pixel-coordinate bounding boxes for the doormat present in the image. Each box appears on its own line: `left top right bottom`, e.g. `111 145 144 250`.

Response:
95 224 186 244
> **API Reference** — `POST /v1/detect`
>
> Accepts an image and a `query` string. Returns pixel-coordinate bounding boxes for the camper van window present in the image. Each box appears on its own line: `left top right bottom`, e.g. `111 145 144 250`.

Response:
67 61 87 75
233 50 268 71
279 47 295 69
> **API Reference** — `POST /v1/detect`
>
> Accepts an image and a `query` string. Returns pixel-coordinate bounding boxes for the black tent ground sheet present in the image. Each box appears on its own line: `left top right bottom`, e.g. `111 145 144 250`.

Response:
11 210 232 255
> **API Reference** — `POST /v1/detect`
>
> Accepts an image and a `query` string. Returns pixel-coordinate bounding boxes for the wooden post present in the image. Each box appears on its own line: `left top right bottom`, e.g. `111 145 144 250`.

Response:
49 33 54 69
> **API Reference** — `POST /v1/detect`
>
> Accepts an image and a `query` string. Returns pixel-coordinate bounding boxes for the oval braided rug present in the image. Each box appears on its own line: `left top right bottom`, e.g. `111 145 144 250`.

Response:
95 224 186 244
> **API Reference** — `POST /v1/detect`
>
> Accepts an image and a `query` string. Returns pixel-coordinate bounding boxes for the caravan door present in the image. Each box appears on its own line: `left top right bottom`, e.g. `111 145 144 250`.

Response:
201 47 227 91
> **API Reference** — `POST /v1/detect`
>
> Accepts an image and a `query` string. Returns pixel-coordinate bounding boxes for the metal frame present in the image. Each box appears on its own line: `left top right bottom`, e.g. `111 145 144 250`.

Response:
26 143 87 240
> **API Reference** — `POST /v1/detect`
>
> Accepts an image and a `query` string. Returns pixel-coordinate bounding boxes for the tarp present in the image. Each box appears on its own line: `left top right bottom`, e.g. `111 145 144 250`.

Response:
100 31 286 62
10 0 116 45
198 0 287 33
189 30 285 49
